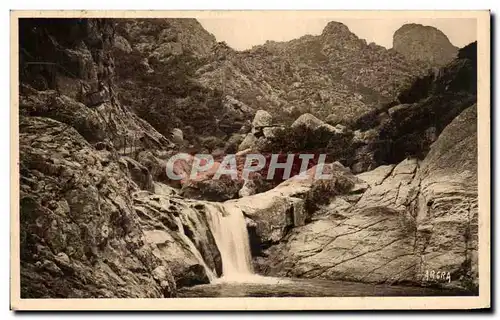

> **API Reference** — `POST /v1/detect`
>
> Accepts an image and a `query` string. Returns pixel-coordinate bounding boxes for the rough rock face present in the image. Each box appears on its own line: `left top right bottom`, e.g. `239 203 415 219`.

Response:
116 18 217 59
19 115 225 297
355 158 418 210
113 19 244 141
415 105 478 289
20 19 116 106
393 23 458 66
19 116 176 298
133 193 223 287
257 105 478 291
18 18 225 298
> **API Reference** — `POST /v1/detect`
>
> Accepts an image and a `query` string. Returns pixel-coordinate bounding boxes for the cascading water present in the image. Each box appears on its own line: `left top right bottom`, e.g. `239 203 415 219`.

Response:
205 203 254 282
204 203 288 284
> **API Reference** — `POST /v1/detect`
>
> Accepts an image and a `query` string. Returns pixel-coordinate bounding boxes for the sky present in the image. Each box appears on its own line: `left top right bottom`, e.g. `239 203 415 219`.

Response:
198 18 477 51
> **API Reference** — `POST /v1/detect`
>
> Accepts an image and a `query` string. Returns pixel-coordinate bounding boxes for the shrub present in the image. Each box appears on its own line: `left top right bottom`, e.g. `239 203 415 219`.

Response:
261 124 355 166
304 174 355 217
198 136 225 153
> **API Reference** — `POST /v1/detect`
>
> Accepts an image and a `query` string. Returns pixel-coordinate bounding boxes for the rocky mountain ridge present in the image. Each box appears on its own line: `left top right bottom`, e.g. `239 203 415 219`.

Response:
111 19 458 146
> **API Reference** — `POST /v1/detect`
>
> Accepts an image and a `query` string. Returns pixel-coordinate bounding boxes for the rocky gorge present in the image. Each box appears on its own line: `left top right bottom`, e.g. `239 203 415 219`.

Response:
18 18 478 298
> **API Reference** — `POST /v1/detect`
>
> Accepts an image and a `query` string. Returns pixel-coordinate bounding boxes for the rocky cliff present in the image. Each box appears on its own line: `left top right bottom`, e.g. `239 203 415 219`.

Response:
393 23 459 67
19 18 226 298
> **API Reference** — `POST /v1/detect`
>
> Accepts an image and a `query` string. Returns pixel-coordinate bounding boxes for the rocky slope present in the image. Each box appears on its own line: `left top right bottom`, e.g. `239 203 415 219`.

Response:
18 18 226 298
393 23 458 67
348 41 477 173
196 21 434 123
231 42 477 176
111 19 436 147
253 105 478 291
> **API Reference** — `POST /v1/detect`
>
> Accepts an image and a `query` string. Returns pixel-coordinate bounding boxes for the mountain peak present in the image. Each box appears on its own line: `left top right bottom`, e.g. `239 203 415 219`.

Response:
321 21 352 36
393 23 458 66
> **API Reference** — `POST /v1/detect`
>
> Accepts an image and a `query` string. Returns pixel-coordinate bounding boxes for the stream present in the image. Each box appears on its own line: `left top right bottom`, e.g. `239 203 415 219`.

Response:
178 277 473 297
186 200 475 298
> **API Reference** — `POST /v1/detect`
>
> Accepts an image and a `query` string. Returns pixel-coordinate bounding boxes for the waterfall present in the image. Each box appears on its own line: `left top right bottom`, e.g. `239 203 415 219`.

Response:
174 217 217 282
204 202 289 284
205 203 254 282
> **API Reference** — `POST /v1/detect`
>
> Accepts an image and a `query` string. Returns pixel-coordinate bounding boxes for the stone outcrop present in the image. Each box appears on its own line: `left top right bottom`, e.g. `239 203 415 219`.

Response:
133 193 223 287
415 105 478 289
256 105 478 291
393 23 458 67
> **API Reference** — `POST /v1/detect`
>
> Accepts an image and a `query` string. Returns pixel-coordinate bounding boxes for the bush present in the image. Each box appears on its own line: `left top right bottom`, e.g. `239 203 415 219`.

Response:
261 124 355 166
198 136 225 153
304 174 355 217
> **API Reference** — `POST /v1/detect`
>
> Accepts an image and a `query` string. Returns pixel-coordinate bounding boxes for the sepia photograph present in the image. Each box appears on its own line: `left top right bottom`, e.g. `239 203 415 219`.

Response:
10 10 490 310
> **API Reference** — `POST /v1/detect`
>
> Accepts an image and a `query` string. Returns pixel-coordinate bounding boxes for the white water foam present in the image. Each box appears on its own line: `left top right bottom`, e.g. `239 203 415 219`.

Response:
205 203 290 285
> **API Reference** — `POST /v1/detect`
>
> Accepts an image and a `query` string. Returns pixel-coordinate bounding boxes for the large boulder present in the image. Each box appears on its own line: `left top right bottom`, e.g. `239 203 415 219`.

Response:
260 205 418 283
227 163 356 248
180 176 244 202
236 110 278 152
291 113 324 130
251 110 273 129
170 128 184 145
